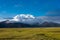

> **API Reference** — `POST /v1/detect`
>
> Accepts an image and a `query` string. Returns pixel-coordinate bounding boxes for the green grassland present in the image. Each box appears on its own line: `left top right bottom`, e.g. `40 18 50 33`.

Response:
0 28 60 40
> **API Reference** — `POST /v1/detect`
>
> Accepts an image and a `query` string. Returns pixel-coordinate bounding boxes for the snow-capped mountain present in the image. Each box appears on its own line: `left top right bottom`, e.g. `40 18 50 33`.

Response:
0 14 60 24
10 14 60 24
12 14 35 21
11 14 45 24
0 14 60 28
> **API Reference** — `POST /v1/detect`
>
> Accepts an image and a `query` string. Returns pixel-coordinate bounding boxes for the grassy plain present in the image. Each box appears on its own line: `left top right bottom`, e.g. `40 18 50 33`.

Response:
0 27 60 40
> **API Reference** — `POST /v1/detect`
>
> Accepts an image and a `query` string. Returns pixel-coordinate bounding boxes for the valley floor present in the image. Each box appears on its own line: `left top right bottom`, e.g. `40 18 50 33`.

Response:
0 27 60 40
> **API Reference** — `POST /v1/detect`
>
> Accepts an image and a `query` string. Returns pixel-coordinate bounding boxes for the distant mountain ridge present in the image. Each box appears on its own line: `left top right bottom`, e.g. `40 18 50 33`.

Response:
0 20 60 28
0 14 60 28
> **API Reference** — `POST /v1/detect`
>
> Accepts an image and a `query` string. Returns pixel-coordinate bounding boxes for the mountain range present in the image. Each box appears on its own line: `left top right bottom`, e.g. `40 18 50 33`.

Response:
0 14 60 28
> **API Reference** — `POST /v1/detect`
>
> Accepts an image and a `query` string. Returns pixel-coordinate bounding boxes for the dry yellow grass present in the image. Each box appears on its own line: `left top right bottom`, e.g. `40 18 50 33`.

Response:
0 27 60 40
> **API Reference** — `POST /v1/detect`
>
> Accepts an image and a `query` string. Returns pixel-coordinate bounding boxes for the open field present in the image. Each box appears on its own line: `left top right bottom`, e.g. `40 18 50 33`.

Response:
0 28 60 40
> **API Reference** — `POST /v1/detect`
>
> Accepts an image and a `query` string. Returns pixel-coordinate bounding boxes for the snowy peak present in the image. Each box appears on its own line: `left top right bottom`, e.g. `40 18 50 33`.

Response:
11 14 45 24
13 14 35 21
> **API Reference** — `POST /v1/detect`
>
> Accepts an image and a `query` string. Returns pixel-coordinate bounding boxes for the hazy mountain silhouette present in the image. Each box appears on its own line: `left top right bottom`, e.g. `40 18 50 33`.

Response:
0 20 60 28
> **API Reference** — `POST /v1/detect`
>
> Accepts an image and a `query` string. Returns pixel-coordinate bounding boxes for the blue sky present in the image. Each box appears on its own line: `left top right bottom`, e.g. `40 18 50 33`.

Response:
0 0 60 18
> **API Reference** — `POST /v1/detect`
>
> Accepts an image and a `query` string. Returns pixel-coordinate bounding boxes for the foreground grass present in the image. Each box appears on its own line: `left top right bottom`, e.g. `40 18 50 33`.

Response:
0 28 60 40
